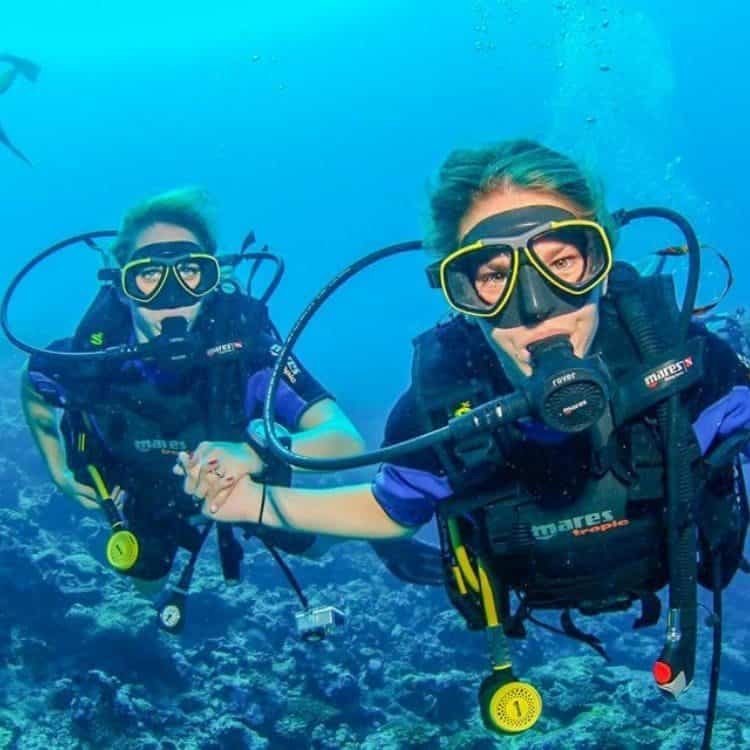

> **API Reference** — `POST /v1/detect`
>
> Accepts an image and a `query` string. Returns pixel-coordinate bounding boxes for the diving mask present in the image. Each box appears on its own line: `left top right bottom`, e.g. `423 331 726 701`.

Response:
427 206 613 328
120 240 221 309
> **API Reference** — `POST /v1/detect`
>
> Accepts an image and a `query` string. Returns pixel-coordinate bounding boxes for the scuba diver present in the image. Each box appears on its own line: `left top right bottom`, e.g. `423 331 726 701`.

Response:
0 52 40 166
14 187 373 633
637 243 750 368
10 187 444 635
704 308 750 365
177 140 750 749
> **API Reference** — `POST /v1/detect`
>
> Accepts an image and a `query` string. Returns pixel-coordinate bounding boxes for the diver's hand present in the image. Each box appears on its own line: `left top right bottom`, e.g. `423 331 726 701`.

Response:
198 475 273 523
174 441 262 485
174 442 258 512
53 469 100 511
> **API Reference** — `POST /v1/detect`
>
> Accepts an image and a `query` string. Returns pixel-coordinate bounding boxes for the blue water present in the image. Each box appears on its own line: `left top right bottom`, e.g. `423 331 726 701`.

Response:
2 2 750 748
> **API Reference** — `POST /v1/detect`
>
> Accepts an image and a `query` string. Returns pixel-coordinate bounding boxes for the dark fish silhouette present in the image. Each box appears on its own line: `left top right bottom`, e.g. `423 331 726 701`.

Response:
0 53 40 84
0 122 32 165
0 67 18 94
0 53 40 165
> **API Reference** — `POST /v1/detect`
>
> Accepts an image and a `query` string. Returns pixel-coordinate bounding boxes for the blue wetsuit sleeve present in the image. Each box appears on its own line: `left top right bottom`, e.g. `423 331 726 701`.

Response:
372 463 453 527
244 331 332 430
370 386 453 527
689 327 750 456
26 338 74 407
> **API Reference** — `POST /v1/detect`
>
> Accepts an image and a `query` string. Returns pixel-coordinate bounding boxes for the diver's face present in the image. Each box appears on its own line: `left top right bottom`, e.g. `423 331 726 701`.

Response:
128 222 204 342
458 188 601 380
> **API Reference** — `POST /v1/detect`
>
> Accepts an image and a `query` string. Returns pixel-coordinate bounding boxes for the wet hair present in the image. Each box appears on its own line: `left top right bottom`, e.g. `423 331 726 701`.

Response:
111 187 218 266
426 138 617 258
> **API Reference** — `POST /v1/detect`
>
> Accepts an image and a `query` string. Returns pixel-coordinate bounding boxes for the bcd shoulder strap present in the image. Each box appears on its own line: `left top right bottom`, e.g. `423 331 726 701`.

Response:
72 285 132 352
412 316 510 489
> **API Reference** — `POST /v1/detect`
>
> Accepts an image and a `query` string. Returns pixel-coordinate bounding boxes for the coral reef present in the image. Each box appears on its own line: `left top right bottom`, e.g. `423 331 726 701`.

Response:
2 387 749 749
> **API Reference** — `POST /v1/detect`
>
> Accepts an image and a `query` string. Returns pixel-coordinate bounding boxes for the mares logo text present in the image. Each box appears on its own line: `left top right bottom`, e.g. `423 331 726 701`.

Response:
643 356 694 390
532 510 630 540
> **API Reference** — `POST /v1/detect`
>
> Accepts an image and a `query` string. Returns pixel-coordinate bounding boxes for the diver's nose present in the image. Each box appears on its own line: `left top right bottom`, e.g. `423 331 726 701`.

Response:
516 265 555 324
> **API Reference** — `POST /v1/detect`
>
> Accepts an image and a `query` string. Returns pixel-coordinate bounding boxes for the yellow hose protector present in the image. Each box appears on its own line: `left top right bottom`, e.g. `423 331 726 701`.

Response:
477 560 500 628
86 465 139 571
451 565 468 595
87 465 110 500
447 519 480 592
446 520 544 736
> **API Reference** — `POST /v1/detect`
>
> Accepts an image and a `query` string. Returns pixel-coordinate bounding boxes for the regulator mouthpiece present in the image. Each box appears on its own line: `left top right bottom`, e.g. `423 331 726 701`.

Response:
527 335 609 433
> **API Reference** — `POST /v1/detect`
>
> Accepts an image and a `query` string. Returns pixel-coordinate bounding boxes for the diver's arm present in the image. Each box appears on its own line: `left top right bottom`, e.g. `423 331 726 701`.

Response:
245 341 365 459
294 398 366 458
176 448 421 539
20 365 68 473
205 477 412 540
20 366 99 509
175 399 366 486
177 399 366 483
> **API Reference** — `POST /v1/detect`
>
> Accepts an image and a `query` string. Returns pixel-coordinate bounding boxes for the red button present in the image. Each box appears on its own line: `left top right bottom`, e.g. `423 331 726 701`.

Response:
653 661 672 685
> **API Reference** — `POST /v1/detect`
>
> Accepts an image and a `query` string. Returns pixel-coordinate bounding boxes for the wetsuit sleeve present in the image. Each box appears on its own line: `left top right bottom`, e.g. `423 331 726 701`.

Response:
371 387 453 528
688 326 750 456
25 338 74 407
243 331 332 430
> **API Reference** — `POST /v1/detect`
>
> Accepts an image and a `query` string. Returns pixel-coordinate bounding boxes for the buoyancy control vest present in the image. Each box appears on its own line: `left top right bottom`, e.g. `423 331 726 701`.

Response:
411 264 748 631
54 285 272 518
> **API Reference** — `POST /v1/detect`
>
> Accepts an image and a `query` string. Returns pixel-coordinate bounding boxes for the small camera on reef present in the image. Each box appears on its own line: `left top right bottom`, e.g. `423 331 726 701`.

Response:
295 606 346 642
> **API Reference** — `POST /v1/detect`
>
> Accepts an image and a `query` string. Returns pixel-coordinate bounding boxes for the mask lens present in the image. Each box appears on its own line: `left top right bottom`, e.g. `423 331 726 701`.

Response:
529 225 609 290
443 244 515 314
175 256 219 295
124 262 166 302
122 254 220 303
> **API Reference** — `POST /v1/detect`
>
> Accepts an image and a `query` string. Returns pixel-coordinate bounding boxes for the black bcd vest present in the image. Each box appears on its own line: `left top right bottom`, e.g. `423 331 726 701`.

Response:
56 286 273 519
411 264 748 631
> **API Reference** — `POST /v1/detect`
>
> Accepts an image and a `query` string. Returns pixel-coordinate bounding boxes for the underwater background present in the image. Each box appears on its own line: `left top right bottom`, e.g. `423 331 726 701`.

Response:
1 1 749 748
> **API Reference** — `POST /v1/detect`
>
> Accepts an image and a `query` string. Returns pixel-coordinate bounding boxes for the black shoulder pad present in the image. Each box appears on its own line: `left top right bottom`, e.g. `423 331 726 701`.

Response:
604 262 681 332
72 286 131 351
604 260 641 292
200 290 272 340
412 316 486 388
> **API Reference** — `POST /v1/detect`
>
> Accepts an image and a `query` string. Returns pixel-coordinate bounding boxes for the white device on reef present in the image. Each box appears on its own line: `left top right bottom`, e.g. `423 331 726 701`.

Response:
295 606 346 641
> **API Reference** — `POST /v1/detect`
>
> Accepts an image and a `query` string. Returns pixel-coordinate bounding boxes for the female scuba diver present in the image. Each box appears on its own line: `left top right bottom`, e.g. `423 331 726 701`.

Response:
19 187 366 629
176 140 750 749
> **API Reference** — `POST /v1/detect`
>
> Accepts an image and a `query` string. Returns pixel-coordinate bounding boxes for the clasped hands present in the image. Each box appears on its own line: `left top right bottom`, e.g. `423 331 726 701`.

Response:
173 441 263 516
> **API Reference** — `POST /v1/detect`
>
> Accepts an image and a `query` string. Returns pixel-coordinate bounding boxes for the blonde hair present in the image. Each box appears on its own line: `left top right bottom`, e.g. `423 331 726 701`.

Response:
111 187 217 266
